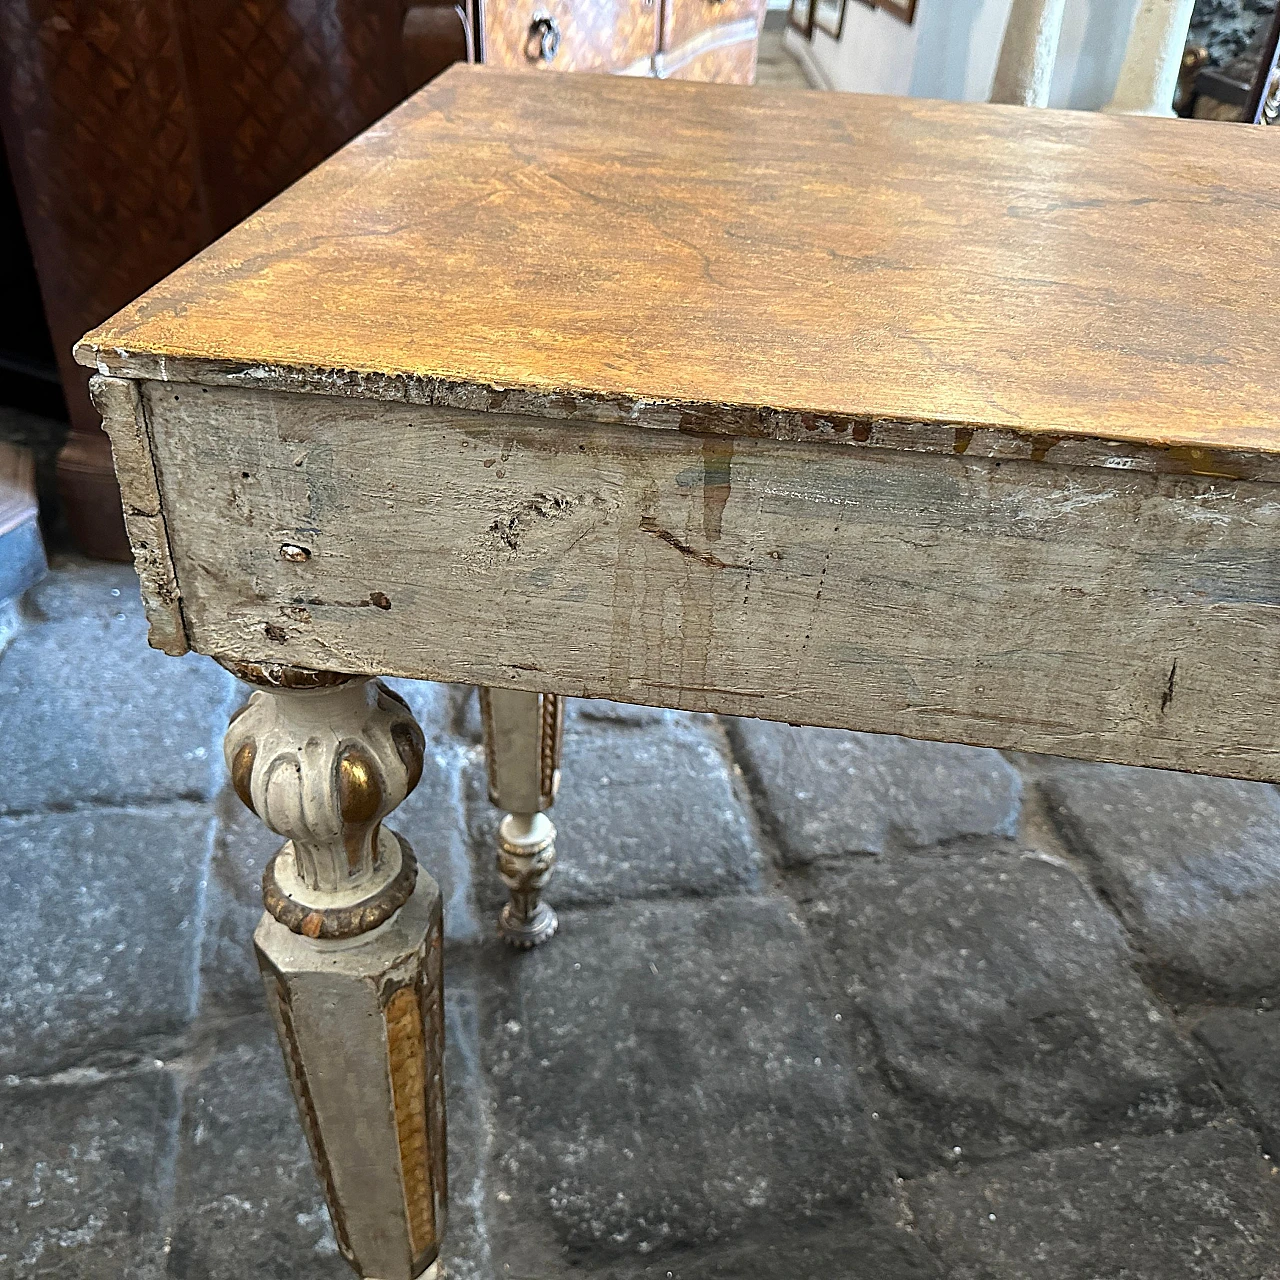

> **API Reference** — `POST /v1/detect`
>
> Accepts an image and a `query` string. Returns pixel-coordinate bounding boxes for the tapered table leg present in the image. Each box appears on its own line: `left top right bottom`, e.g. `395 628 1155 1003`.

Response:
223 661 447 1280
478 687 563 947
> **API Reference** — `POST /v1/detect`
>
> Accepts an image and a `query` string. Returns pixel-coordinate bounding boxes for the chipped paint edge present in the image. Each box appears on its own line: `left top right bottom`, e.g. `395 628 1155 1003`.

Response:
88 374 190 655
73 345 1280 484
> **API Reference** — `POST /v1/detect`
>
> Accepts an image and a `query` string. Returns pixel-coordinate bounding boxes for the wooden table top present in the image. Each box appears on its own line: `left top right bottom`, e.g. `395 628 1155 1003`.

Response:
78 65 1280 457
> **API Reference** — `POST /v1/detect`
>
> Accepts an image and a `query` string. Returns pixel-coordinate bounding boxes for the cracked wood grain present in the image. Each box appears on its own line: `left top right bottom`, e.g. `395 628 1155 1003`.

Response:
88 375 189 655
144 382 1280 782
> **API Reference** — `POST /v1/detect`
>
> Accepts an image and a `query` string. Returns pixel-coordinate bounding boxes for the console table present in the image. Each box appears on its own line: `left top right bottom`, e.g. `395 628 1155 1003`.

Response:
76 66 1280 1279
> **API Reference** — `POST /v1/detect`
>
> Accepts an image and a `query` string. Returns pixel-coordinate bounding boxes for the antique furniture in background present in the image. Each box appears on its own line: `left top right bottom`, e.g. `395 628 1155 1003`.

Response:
483 0 766 80
78 66 1280 1275
1193 3 1280 123
0 0 419 558
0 0 764 560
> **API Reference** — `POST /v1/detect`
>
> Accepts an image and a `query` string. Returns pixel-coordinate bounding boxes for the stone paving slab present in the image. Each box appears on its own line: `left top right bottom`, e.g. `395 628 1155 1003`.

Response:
478 896 938 1278
164 1015 348 1280
467 714 762 913
568 698 675 729
1194 1008 1280 1159
196 791 280 1020
21 557 141 624
911 1123 1280 1279
793 851 1221 1175
12 561 1280 1280
724 719 1022 867
0 1067 180 1280
0 607 232 814
381 677 462 743
165 981 490 1280
1040 762 1280 1004
397 740 482 944
606 1230 938 1280
0 803 214 1077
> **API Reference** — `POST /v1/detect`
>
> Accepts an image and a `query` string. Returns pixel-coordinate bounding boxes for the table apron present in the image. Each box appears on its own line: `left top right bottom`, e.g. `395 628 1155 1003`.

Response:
139 382 1280 782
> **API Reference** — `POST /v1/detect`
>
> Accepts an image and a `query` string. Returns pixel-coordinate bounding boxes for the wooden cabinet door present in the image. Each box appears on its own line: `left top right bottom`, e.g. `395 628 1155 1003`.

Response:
661 0 764 53
660 35 760 82
658 0 764 83
482 0 658 74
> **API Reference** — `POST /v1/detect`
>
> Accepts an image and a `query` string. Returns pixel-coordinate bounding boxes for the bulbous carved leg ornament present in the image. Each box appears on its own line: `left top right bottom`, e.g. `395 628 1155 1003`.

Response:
479 687 563 947
223 661 447 1280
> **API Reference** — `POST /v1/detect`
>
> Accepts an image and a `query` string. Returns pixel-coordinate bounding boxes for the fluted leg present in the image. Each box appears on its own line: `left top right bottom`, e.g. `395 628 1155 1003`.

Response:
223 662 446 1280
478 687 563 947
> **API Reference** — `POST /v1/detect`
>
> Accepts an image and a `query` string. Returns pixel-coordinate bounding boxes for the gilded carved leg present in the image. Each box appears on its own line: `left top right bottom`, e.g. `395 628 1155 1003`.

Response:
223 662 446 1280
478 687 563 947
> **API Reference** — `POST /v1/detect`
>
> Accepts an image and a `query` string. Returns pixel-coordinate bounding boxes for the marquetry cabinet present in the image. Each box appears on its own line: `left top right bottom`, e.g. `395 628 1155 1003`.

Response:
481 0 766 83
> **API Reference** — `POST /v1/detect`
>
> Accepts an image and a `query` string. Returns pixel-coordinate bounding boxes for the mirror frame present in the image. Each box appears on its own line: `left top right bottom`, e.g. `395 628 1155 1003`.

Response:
815 0 848 39
877 0 918 22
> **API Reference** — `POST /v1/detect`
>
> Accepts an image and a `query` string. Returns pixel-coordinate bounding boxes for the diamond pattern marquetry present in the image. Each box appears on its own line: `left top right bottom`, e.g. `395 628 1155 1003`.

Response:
184 1 405 225
0 2 208 355
0 0 406 445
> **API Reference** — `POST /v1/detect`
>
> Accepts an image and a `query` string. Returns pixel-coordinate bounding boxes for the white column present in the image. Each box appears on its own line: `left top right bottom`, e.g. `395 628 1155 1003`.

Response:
990 0 1069 107
1105 0 1197 116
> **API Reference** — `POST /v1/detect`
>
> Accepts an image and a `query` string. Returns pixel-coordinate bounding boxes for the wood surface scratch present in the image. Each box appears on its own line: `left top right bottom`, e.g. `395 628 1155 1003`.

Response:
144 382 1280 782
73 68 1280 468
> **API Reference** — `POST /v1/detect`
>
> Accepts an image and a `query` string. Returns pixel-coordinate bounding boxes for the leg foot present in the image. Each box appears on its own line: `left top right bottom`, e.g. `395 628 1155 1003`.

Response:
479 687 563 947
497 813 559 947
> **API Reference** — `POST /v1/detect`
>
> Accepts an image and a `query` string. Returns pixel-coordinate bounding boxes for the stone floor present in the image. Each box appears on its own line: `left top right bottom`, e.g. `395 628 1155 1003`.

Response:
6 559 1280 1279
754 24 812 91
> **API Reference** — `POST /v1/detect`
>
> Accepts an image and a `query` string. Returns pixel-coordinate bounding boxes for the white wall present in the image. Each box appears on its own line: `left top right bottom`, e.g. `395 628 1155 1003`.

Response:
786 0 1142 109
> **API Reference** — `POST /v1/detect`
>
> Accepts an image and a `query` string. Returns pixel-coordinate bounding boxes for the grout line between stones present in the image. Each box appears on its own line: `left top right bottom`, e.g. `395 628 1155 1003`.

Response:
1010 758 1249 1139
706 713 791 881
0 793 222 821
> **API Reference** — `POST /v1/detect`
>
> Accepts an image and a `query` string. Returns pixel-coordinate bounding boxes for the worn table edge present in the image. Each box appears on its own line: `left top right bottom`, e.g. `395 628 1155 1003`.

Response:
196 640 1280 787
70 350 1280 483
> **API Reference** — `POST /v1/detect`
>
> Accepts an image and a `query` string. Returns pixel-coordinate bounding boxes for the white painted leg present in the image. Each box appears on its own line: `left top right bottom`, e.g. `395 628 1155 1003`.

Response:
223 662 446 1280
478 687 563 947
1105 0 1197 116
990 0 1068 107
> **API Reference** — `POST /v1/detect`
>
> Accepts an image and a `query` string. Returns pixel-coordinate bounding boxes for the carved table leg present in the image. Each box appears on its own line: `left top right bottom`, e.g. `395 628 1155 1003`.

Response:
223 662 446 1280
478 687 563 947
